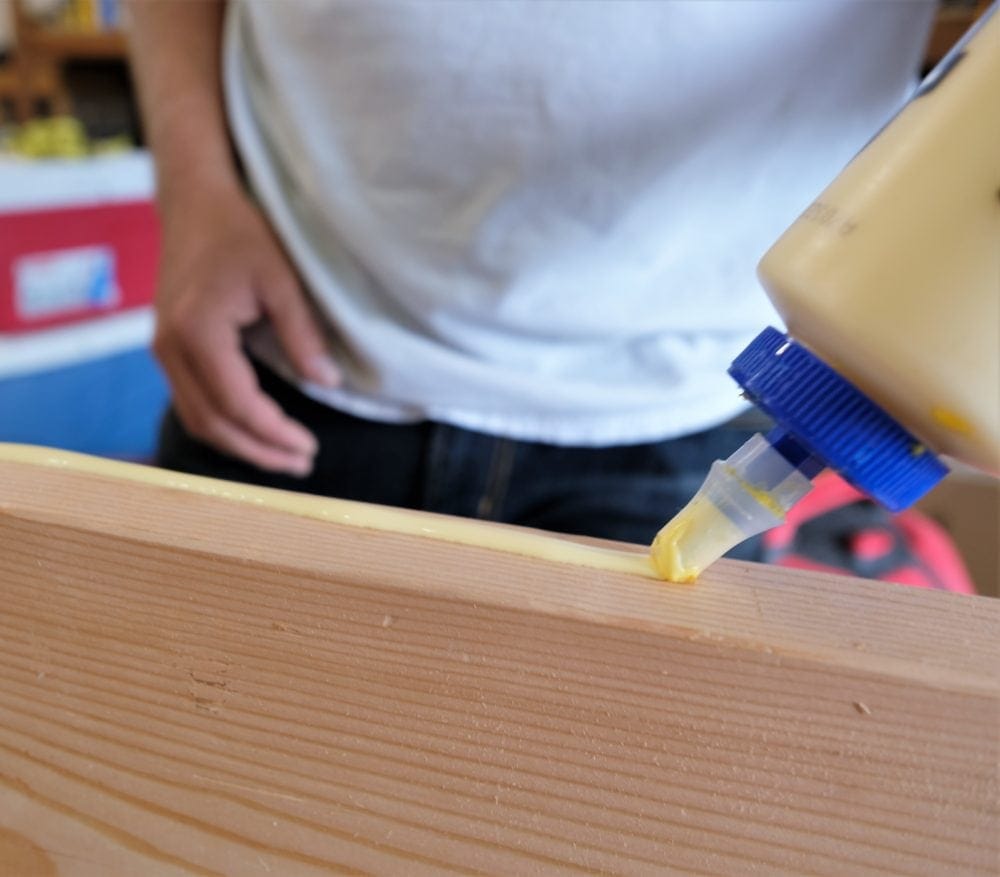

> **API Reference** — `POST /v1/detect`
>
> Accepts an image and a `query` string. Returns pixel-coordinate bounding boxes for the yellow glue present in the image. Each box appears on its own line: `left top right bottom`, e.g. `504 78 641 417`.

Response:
651 494 743 583
650 439 811 582
0 443 657 580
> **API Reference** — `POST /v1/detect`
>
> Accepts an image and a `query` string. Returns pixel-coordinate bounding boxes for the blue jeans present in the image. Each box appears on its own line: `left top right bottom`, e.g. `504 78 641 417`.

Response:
157 360 761 558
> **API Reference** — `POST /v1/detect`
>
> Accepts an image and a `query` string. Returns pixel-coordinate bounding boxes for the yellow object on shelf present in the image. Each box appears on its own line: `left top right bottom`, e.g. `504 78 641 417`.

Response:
9 115 87 157
5 115 132 158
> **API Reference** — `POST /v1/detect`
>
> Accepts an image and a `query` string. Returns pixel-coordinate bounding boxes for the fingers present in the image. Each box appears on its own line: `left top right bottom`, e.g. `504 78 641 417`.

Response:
259 273 341 388
152 219 336 476
155 329 317 477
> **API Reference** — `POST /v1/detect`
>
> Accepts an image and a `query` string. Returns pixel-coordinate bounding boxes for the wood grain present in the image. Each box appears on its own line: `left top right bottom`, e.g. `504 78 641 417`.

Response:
0 457 997 875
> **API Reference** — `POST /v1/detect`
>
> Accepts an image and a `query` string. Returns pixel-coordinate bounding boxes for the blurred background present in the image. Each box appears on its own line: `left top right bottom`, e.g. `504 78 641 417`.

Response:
0 0 995 593
0 0 161 462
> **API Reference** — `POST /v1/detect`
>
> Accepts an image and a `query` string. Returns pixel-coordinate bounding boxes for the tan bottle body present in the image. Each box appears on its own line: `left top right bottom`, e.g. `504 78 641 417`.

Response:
758 9 1000 475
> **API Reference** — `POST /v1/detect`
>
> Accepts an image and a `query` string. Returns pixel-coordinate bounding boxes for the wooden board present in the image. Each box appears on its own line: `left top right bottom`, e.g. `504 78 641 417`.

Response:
0 455 997 875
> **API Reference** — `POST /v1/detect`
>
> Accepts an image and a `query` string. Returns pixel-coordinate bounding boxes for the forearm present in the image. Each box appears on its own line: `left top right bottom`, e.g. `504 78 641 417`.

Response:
126 0 240 213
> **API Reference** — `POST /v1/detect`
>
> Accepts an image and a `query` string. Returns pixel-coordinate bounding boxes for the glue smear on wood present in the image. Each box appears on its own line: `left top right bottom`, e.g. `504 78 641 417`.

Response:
0 443 658 580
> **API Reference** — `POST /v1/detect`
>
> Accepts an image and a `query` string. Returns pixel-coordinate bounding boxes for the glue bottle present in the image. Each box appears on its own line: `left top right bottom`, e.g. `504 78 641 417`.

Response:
652 6 1000 582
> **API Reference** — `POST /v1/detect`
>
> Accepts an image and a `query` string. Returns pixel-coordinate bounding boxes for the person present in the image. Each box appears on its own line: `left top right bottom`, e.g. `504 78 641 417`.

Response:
127 1 935 548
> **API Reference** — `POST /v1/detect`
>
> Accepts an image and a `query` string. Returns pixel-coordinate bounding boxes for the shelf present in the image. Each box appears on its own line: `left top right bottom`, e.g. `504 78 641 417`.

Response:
23 29 127 61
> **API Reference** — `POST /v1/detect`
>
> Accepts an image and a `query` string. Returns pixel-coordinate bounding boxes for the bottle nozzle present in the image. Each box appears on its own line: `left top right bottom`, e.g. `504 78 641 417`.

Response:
650 431 818 582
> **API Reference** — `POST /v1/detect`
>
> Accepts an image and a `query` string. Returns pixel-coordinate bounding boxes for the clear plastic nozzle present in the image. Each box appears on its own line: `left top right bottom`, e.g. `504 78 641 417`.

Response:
650 431 820 582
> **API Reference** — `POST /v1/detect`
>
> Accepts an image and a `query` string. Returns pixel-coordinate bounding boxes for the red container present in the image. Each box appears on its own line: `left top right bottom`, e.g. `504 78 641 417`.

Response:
0 199 160 334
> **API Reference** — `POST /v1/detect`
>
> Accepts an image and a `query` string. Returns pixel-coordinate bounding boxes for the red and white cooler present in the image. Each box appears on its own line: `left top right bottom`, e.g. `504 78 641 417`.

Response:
0 153 169 459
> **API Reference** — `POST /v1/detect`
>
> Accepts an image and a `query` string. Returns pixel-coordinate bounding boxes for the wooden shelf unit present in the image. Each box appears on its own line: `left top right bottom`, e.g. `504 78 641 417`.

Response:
18 27 126 61
0 0 126 122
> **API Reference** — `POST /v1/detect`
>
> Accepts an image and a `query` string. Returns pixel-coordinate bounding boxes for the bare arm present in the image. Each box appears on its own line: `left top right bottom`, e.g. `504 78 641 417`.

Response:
127 0 236 215
127 0 339 476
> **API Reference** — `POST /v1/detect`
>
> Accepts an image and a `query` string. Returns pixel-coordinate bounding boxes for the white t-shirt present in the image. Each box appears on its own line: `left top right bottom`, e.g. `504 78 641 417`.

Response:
224 0 933 446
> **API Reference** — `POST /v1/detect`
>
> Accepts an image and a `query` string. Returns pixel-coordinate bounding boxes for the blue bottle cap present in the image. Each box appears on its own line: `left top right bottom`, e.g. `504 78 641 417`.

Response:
729 328 948 512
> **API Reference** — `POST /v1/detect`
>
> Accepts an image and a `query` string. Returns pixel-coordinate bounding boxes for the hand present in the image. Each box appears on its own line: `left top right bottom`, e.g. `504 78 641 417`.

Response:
153 185 340 476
